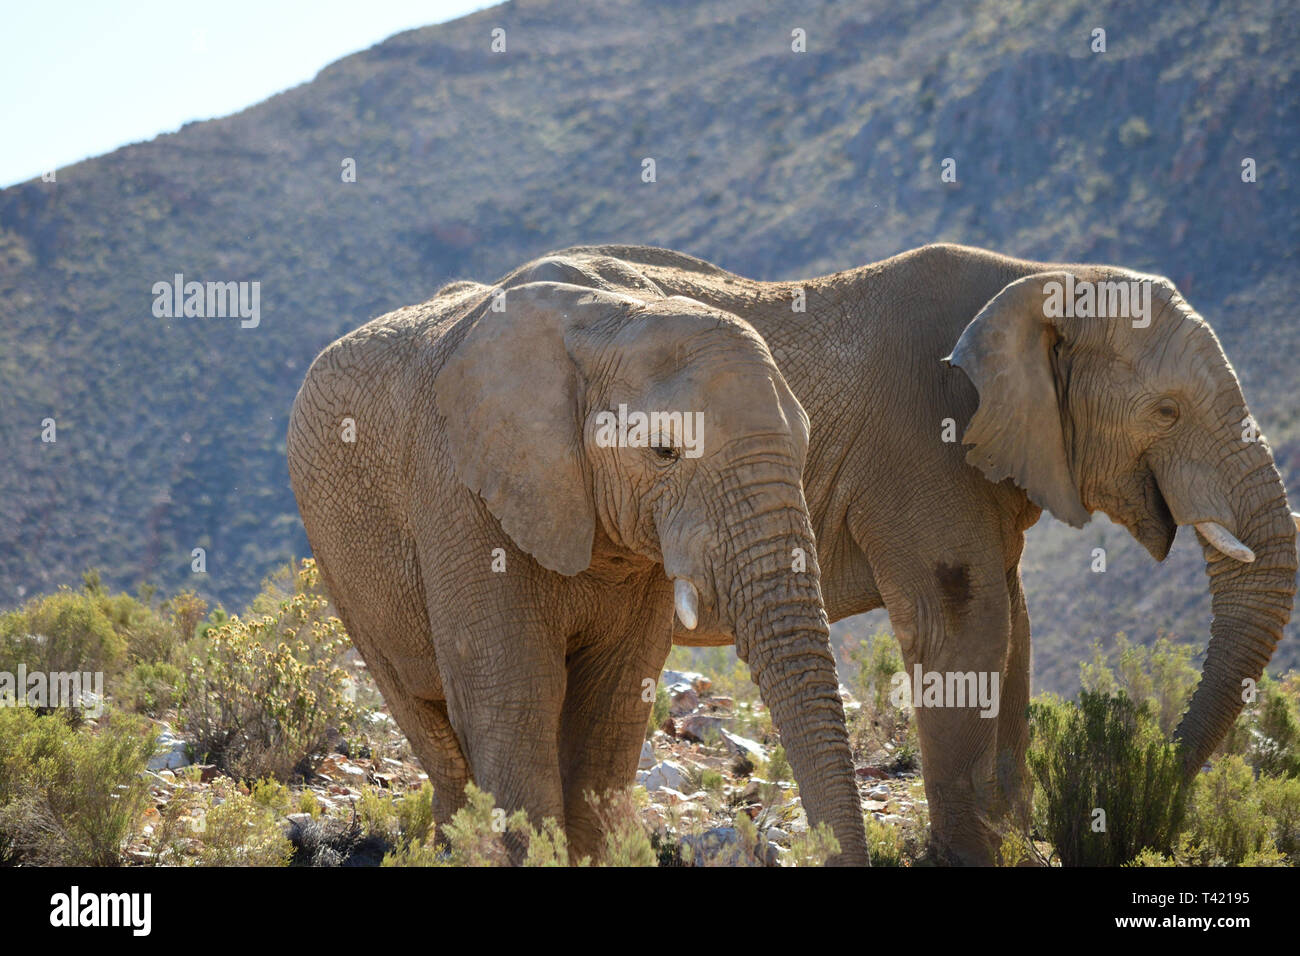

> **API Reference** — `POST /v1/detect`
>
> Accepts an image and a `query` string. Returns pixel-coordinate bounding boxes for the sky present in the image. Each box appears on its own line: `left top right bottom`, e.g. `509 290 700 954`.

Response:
0 0 496 187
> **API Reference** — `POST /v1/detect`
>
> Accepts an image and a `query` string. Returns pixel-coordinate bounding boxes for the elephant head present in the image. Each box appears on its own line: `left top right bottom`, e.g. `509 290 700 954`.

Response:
946 270 1298 776
436 281 867 863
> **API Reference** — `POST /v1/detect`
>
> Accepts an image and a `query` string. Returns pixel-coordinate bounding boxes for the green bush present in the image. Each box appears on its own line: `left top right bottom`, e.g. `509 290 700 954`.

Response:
144 776 293 867
358 781 434 849
179 560 355 782
1028 690 1188 866
589 789 657 867
193 785 294 867
647 682 670 737
0 589 126 681
1079 634 1199 736
120 661 184 716
123 590 207 668
430 784 570 866
0 707 156 865
1180 756 1284 865
864 815 904 866
1258 774 1300 859
1221 673 1300 778
848 629 905 717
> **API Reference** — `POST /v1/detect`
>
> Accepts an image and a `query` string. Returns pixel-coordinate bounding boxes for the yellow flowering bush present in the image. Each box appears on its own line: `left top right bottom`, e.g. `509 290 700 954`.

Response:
180 560 354 782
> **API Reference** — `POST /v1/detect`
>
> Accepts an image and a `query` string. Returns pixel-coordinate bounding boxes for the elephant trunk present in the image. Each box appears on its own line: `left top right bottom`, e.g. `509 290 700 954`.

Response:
719 495 868 866
1173 446 1297 778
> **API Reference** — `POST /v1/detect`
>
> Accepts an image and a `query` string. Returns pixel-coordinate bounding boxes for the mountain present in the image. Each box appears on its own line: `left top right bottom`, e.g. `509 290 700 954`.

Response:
1 0 1297 694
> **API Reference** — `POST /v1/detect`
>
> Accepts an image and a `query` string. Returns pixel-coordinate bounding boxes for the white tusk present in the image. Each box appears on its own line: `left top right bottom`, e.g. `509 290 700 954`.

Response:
674 578 699 630
1292 512 1300 532
1195 521 1255 563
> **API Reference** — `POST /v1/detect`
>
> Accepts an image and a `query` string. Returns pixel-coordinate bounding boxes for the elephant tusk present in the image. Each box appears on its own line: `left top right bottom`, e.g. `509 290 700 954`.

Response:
1195 521 1255 563
1292 512 1300 532
674 578 699 630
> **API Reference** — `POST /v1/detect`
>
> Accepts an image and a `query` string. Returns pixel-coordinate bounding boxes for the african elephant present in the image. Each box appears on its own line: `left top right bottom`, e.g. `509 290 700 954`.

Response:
287 277 868 864
488 243 1299 865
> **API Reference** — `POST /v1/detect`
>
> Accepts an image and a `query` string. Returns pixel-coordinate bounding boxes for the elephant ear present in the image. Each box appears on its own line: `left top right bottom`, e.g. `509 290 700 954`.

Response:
944 272 1091 528
435 281 642 575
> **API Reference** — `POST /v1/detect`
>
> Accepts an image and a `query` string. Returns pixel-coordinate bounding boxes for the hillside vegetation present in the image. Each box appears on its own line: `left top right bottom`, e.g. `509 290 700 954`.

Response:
1 0 1297 693
3 565 1299 866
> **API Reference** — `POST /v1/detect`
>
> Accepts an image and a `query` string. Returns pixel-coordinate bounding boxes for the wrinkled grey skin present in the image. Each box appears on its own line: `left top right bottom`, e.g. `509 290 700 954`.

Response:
493 243 1298 865
287 278 868 864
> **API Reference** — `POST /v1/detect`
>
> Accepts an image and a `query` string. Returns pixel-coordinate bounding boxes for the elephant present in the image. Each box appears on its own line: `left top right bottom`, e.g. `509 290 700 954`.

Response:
286 277 869 864
483 242 1299 864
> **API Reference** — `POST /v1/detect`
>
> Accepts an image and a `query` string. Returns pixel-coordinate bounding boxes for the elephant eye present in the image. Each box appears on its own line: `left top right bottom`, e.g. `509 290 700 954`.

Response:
652 443 681 462
1154 398 1180 425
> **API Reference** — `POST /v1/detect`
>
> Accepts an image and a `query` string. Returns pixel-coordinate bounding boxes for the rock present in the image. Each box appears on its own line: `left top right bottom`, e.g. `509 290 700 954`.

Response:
638 740 656 770
679 714 724 742
640 805 670 836
662 669 712 696
856 766 890 780
866 786 890 801
701 696 734 712
881 814 907 826
718 728 765 761
679 827 778 866
147 729 192 772
318 755 368 784
654 787 695 805
862 799 889 813
667 683 699 716
659 716 677 738
765 826 791 845
642 760 688 793
196 764 219 783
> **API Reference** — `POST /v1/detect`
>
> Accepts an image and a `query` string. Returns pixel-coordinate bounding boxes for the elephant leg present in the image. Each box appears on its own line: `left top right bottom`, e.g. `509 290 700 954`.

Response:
558 621 674 863
876 556 1012 865
309 544 472 838
994 566 1032 839
379 690 470 830
430 613 568 848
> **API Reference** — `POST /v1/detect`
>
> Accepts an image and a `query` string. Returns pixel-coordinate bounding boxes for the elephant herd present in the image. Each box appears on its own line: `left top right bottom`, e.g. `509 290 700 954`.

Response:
287 242 1299 865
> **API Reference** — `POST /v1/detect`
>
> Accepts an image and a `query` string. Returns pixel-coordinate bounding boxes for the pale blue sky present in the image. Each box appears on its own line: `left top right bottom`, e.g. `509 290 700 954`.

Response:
0 0 495 187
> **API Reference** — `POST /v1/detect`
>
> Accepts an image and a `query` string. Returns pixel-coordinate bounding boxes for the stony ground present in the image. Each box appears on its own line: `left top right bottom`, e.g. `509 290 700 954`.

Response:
124 664 931 866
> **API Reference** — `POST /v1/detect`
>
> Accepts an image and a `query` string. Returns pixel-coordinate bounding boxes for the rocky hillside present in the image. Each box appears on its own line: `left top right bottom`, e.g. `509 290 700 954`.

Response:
1 0 1297 693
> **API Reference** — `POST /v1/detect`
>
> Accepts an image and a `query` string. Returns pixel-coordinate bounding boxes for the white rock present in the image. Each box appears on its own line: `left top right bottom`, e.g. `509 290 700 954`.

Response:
147 729 192 771
719 728 765 761
638 740 656 770
642 760 688 793
662 669 712 695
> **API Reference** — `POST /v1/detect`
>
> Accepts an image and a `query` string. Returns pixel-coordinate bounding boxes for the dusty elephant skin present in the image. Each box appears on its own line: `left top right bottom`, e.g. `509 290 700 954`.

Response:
494 243 1299 865
287 278 868 865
